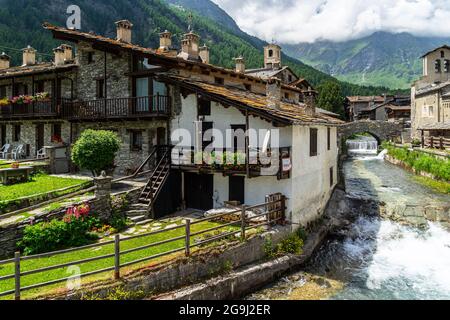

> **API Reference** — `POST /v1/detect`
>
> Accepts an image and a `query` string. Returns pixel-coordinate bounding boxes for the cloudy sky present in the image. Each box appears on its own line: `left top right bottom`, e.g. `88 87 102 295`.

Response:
211 0 450 43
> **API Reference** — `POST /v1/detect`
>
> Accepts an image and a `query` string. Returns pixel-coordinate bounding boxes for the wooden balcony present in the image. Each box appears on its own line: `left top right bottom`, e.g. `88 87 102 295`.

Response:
171 147 292 179
61 95 170 121
0 100 57 119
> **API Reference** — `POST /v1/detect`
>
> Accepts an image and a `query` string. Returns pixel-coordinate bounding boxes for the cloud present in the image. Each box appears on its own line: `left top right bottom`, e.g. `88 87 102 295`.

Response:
211 0 450 43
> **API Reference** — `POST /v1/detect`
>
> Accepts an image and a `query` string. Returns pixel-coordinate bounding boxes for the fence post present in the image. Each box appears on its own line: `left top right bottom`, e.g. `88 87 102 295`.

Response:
114 234 120 280
185 219 191 257
431 136 434 149
440 137 444 150
14 252 20 301
241 206 247 241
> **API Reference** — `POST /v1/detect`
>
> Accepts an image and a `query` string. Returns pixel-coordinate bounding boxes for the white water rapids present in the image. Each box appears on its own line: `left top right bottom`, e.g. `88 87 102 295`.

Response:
247 146 450 300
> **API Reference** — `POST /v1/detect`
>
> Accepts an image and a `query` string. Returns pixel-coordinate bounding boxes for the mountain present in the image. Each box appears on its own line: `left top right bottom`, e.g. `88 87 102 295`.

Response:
0 0 402 96
283 32 450 89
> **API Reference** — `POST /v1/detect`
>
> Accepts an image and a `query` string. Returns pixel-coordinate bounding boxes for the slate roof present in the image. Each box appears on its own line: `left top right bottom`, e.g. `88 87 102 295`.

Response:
418 122 450 130
245 66 288 78
0 62 77 79
163 75 344 126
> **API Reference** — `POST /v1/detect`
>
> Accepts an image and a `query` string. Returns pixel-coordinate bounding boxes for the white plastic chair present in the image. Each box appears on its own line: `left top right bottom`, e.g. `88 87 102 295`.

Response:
36 148 46 159
0 144 11 159
11 144 25 160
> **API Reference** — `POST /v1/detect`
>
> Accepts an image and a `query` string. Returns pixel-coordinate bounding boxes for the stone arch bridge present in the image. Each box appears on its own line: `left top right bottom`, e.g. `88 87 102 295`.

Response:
338 121 403 146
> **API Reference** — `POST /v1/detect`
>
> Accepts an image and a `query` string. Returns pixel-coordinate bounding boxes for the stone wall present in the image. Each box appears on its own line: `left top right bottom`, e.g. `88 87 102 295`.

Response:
72 121 167 175
1 120 71 157
76 42 131 101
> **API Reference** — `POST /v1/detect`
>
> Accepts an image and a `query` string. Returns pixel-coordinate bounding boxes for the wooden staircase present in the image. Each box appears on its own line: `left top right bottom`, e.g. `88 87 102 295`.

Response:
127 146 171 222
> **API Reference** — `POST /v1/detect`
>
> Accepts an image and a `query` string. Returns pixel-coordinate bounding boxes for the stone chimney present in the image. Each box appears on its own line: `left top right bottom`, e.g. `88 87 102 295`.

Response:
199 45 210 64
234 56 245 73
159 30 172 50
60 44 73 62
178 31 200 61
304 93 316 116
264 44 282 69
53 46 65 66
266 77 282 110
115 20 133 43
0 52 10 70
22 46 36 66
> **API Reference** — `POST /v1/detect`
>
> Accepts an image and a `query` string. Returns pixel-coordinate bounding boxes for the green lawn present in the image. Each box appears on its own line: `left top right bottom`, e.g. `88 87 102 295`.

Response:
0 219 240 299
0 174 88 202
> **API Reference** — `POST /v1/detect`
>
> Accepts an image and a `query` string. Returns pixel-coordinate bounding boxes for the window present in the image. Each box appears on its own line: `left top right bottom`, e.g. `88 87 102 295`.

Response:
330 167 334 187
327 127 331 151
13 125 20 142
284 92 289 100
310 128 318 157
130 130 143 151
435 59 441 73
445 60 450 73
52 123 62 139
14 83 28 96
214 77 224 85
0 85 6 99
268 49 273 57
288 74 293 83
441 51 445 58
198 97 211 116
96 79 105 99
35 80 45 93
87 52 94 64
244 84 251 91
429 106 434 117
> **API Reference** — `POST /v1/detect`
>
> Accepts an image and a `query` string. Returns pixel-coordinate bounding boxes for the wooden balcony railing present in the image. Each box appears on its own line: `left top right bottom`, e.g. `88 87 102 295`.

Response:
61 95 170 120
0 100 57 119
171 146 292 179
423 136 450 150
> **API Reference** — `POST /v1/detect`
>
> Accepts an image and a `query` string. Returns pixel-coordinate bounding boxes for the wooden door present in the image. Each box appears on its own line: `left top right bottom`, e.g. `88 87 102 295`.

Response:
184 173 213 211
0 125 5 147
229 176 245 204
35 124 45 153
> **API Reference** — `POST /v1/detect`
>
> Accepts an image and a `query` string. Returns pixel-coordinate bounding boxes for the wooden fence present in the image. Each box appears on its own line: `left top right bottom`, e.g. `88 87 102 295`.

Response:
0 194 286 300
422 136 450 150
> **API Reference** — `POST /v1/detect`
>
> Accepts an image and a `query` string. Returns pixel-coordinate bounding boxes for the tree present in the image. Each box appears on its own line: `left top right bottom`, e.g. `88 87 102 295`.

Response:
71 130 121 176
316 80 346 116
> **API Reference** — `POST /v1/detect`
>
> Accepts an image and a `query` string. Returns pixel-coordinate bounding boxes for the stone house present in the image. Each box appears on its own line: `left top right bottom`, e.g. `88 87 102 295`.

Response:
0 20 343 225
411 45 450 141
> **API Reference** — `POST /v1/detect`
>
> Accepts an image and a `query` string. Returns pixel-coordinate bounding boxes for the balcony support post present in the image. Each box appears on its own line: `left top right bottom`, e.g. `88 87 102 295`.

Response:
245 109 250 179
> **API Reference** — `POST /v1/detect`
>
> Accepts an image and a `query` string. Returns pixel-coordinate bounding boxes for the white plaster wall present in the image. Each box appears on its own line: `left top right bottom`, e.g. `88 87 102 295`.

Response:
171 93 292 149
290 125 338 226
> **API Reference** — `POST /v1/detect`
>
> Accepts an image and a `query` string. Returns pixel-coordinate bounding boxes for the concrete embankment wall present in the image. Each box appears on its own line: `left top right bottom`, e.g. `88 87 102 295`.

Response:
156 224 329 300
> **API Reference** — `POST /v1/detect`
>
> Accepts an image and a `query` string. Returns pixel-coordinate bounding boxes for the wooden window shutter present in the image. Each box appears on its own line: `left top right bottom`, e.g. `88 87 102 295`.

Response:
310 128 318 157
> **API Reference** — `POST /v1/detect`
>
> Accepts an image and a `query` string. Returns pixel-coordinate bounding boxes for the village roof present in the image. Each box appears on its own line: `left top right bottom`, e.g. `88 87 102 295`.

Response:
161 75 344 126
420 45 450 58
418 122 450 131
42 23 310 95
415 81 450 96
315 107 342 118
347 96 387 103
0 62 77 79
245 66 289 78
384 104 411 111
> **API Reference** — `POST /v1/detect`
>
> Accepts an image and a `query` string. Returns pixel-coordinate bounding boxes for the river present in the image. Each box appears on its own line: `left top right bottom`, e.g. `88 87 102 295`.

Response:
247 139 450 300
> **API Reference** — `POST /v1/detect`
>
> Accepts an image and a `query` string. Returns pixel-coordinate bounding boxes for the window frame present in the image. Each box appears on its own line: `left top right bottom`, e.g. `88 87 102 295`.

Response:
130 130 143 152
327 127 331 151
96 79 105 99
310 128 318 157
13 125 21 142
198 96 211 116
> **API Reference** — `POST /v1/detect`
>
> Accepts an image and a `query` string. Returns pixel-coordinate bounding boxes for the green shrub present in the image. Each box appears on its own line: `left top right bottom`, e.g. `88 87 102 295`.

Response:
18 204 100 255
383 142 450 181
18 217 99 255
71 130 121 176
277 234 304 255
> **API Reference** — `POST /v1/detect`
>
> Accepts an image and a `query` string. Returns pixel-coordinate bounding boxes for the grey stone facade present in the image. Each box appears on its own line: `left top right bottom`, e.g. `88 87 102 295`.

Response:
72 121 168 175
76 42 131 100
